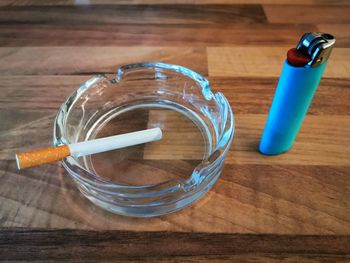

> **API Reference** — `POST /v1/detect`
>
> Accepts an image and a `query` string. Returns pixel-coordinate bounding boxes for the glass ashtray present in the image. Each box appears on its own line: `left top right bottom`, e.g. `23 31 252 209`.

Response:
54 62 234 217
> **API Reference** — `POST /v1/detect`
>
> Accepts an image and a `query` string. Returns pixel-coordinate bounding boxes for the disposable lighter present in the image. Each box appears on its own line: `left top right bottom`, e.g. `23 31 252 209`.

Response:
259 32 336 155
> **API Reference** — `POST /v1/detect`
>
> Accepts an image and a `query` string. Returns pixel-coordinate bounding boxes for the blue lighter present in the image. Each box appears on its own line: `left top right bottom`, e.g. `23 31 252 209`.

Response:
259 32 336 155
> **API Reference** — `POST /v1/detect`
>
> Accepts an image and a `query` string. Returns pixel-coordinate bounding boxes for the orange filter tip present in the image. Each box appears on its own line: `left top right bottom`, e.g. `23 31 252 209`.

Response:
16 145 70 170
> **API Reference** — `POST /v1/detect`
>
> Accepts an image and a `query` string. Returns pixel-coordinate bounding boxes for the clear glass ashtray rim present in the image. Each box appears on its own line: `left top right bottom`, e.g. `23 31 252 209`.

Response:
53 62 235 193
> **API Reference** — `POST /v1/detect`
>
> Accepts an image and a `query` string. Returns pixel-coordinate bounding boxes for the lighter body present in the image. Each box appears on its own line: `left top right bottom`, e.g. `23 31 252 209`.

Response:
259 61 327 155
259 32 335 155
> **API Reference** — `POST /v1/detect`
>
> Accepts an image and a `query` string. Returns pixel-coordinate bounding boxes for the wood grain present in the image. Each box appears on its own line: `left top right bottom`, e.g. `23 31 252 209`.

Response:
0 110 55 160
207 47 350 78
1 159 349 234
6 0 349 6
228 115 350 165
144 109 205 160
317 24 350 47
0 1 349 261
0 4 267 25
1 76 349 115
264 5 350 24
0 24 320 47
1 0 349 6
0 229 349 262
0 76 88 110
140 114 350 165
210 77 350 115
0 47 207 75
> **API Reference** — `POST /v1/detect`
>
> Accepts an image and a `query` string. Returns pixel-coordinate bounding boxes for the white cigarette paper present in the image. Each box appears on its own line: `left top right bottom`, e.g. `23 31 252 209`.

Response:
69 127 162 157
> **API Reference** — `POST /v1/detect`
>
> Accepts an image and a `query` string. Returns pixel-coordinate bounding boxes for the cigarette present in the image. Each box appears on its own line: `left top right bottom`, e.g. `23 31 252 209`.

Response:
15 128 162 170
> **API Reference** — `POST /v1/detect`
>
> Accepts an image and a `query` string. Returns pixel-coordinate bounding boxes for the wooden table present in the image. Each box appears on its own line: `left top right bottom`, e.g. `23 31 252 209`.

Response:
0 1 349 262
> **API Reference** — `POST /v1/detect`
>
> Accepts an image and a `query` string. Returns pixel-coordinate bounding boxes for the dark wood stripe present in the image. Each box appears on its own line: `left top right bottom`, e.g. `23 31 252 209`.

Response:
0 4 266 25
1 0 350 6
0 229 349 261
0 24 322 47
